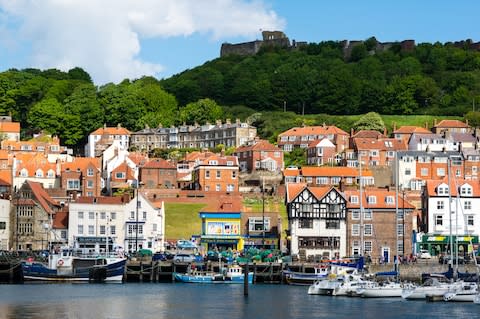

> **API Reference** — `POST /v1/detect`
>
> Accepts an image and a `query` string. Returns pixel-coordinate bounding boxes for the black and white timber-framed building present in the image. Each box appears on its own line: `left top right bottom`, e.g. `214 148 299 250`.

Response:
285 184 347 259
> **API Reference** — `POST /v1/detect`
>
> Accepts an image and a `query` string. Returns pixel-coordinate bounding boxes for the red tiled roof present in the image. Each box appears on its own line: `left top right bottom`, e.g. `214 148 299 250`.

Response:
285 183 336 202
393 126 431 134
343 188 415 209
27 181 59 214
434 120 469 128
235 139 281 152
90 126 131 136
279 125 348 137
301 166 373 177
52 210 68 229
425 179 480 197
0 121 20 133
201 195 242 212
196 154 238 166
352 130 385 139
354 138 407 151
143 158 176 169
62 157 101 172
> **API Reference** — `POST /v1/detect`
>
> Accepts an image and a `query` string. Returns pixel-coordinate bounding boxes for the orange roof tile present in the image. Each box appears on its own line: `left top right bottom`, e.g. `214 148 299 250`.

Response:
286 183 337 202
143 158 176 169
393 126 431 134
354 138 407 151
425 179 480 197
434 120 470 128
300 166 373 177
235 139 281 152
27 181 59 214
62 157 101 172
52 209 68 229
201 195 242 212
343 188 415 209
279 125 348 137
352 130 385 139
0 121 20 133
90 126 131 136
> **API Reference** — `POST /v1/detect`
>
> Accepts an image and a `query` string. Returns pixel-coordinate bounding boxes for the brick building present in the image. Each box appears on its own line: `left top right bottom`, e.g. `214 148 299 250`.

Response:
234 139 283 173
140 158 177 189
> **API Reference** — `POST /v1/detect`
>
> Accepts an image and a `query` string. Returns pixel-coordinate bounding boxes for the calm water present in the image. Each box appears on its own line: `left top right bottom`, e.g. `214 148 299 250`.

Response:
0 283 477 319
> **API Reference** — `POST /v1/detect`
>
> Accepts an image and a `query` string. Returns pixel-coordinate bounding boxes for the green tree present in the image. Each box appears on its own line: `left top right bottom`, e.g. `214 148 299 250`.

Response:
179 98 223 125
352 112 385 132
465 111 480 129
27 98 65 135
284 148 306 167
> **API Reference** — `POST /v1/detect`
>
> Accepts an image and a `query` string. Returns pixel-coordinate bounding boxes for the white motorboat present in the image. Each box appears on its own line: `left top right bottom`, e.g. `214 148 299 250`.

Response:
358 281 416 298
443 282 478 302
308 275 344 295
402 278 462 300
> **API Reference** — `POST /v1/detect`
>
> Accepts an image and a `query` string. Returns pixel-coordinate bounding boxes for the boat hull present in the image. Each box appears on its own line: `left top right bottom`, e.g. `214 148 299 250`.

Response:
21 259 126 282
174 272 254 284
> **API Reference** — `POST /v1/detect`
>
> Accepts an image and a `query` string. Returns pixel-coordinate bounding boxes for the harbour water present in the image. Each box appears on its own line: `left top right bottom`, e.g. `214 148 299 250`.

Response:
0 283 477 319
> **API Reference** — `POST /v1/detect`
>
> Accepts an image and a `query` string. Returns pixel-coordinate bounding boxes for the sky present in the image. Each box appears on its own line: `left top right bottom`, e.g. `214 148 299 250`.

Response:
0 0 478 85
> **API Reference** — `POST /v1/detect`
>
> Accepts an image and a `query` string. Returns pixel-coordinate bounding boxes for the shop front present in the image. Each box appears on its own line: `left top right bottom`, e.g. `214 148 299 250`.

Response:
419 235 478 257
199 213 242 251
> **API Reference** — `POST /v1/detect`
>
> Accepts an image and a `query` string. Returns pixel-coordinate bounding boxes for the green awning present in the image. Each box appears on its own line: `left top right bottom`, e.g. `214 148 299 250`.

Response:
421 235 478 244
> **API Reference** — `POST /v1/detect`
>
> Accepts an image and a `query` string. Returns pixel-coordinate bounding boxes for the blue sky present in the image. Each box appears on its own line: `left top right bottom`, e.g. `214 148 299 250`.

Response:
0 1 478 84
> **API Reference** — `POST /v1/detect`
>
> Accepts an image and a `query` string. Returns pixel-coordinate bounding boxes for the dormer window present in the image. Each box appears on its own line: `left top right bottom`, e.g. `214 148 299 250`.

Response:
350 195 359 204
385 196 394 204
367 196 376 204
20 168 28 177
460 184 473 196
437 184 449 195
208 160 218 165
35 169 44 178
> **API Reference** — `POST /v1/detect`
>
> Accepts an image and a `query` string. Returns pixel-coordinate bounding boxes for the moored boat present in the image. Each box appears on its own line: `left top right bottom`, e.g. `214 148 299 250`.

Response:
174 264 254 284
21 247 126 282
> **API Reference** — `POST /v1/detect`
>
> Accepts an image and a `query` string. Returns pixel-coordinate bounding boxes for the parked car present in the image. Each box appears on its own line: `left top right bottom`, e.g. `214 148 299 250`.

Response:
418 250 432 259
152 251 175 261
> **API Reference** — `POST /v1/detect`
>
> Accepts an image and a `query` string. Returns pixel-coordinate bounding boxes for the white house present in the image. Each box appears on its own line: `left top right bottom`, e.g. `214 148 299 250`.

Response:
420 179 480 256
85 124 131 158
0 199 10 250
286 184 347 259
68 194 164 253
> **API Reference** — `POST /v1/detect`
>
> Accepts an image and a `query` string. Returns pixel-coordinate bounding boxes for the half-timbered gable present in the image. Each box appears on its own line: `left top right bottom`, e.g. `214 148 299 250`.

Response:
286 184 347 260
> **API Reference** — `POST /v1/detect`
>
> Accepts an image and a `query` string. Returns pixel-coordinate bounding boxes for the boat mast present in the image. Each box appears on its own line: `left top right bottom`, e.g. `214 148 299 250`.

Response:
447 157 455 279
359 153 363 259
394 151 399 280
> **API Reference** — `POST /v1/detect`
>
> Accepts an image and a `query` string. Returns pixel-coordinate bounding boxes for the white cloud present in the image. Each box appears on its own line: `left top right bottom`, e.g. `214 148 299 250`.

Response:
0 0 285 84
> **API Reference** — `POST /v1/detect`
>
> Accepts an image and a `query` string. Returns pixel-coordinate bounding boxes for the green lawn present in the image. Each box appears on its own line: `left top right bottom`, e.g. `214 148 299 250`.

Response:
164 202 207 240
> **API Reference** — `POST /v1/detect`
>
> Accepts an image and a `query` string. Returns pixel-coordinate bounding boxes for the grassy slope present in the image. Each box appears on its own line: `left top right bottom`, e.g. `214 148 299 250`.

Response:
164 202 207 240
165 198 288 241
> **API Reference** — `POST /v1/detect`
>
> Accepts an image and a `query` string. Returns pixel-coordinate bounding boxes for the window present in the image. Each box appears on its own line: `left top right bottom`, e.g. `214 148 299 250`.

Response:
143 211 147 220
464 201 472 210
67 179 80 190
316 177 328 185
385 196 394 204
87 180 94 188
130 211 135 219
110 225 116 235
78 225 83 234
216 171 221 179
205 170 210 179
437 168 446 176
232 171 237 179
216 184 221 191
0 221 5 230
397 240 404 254
421 168 428 176
350 196 359 204
87 168 94 176
299 219 313 228
78 212 84 219
152 223 157 232
364 224 373 236
397 224 404 236
100 212 106 219
467 215 474 226
352 210 360 220
227 184 234 192
88 225 94 235
61 230 67 239
367 196 376 204
89 212 94 219
351 224 360 236
35 169 43 177
364 210 372 220
100 225 106 235
115 172 125 179
111 212 116 220
437 201 444 210
461 186 472 196
435 215 443 226
405 168 411 176
248 217 270 231
364 241 372 253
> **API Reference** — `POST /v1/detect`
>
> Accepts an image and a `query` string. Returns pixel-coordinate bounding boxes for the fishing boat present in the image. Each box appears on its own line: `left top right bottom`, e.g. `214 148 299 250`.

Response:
174 264 254 284
21 246 126 282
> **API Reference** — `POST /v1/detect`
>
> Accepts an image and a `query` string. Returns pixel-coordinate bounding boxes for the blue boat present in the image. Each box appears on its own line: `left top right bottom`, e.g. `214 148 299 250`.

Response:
21 247 126 282
174 264 254 284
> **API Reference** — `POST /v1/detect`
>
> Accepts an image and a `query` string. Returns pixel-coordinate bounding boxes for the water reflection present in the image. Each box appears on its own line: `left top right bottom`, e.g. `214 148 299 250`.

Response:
0 283 477 319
